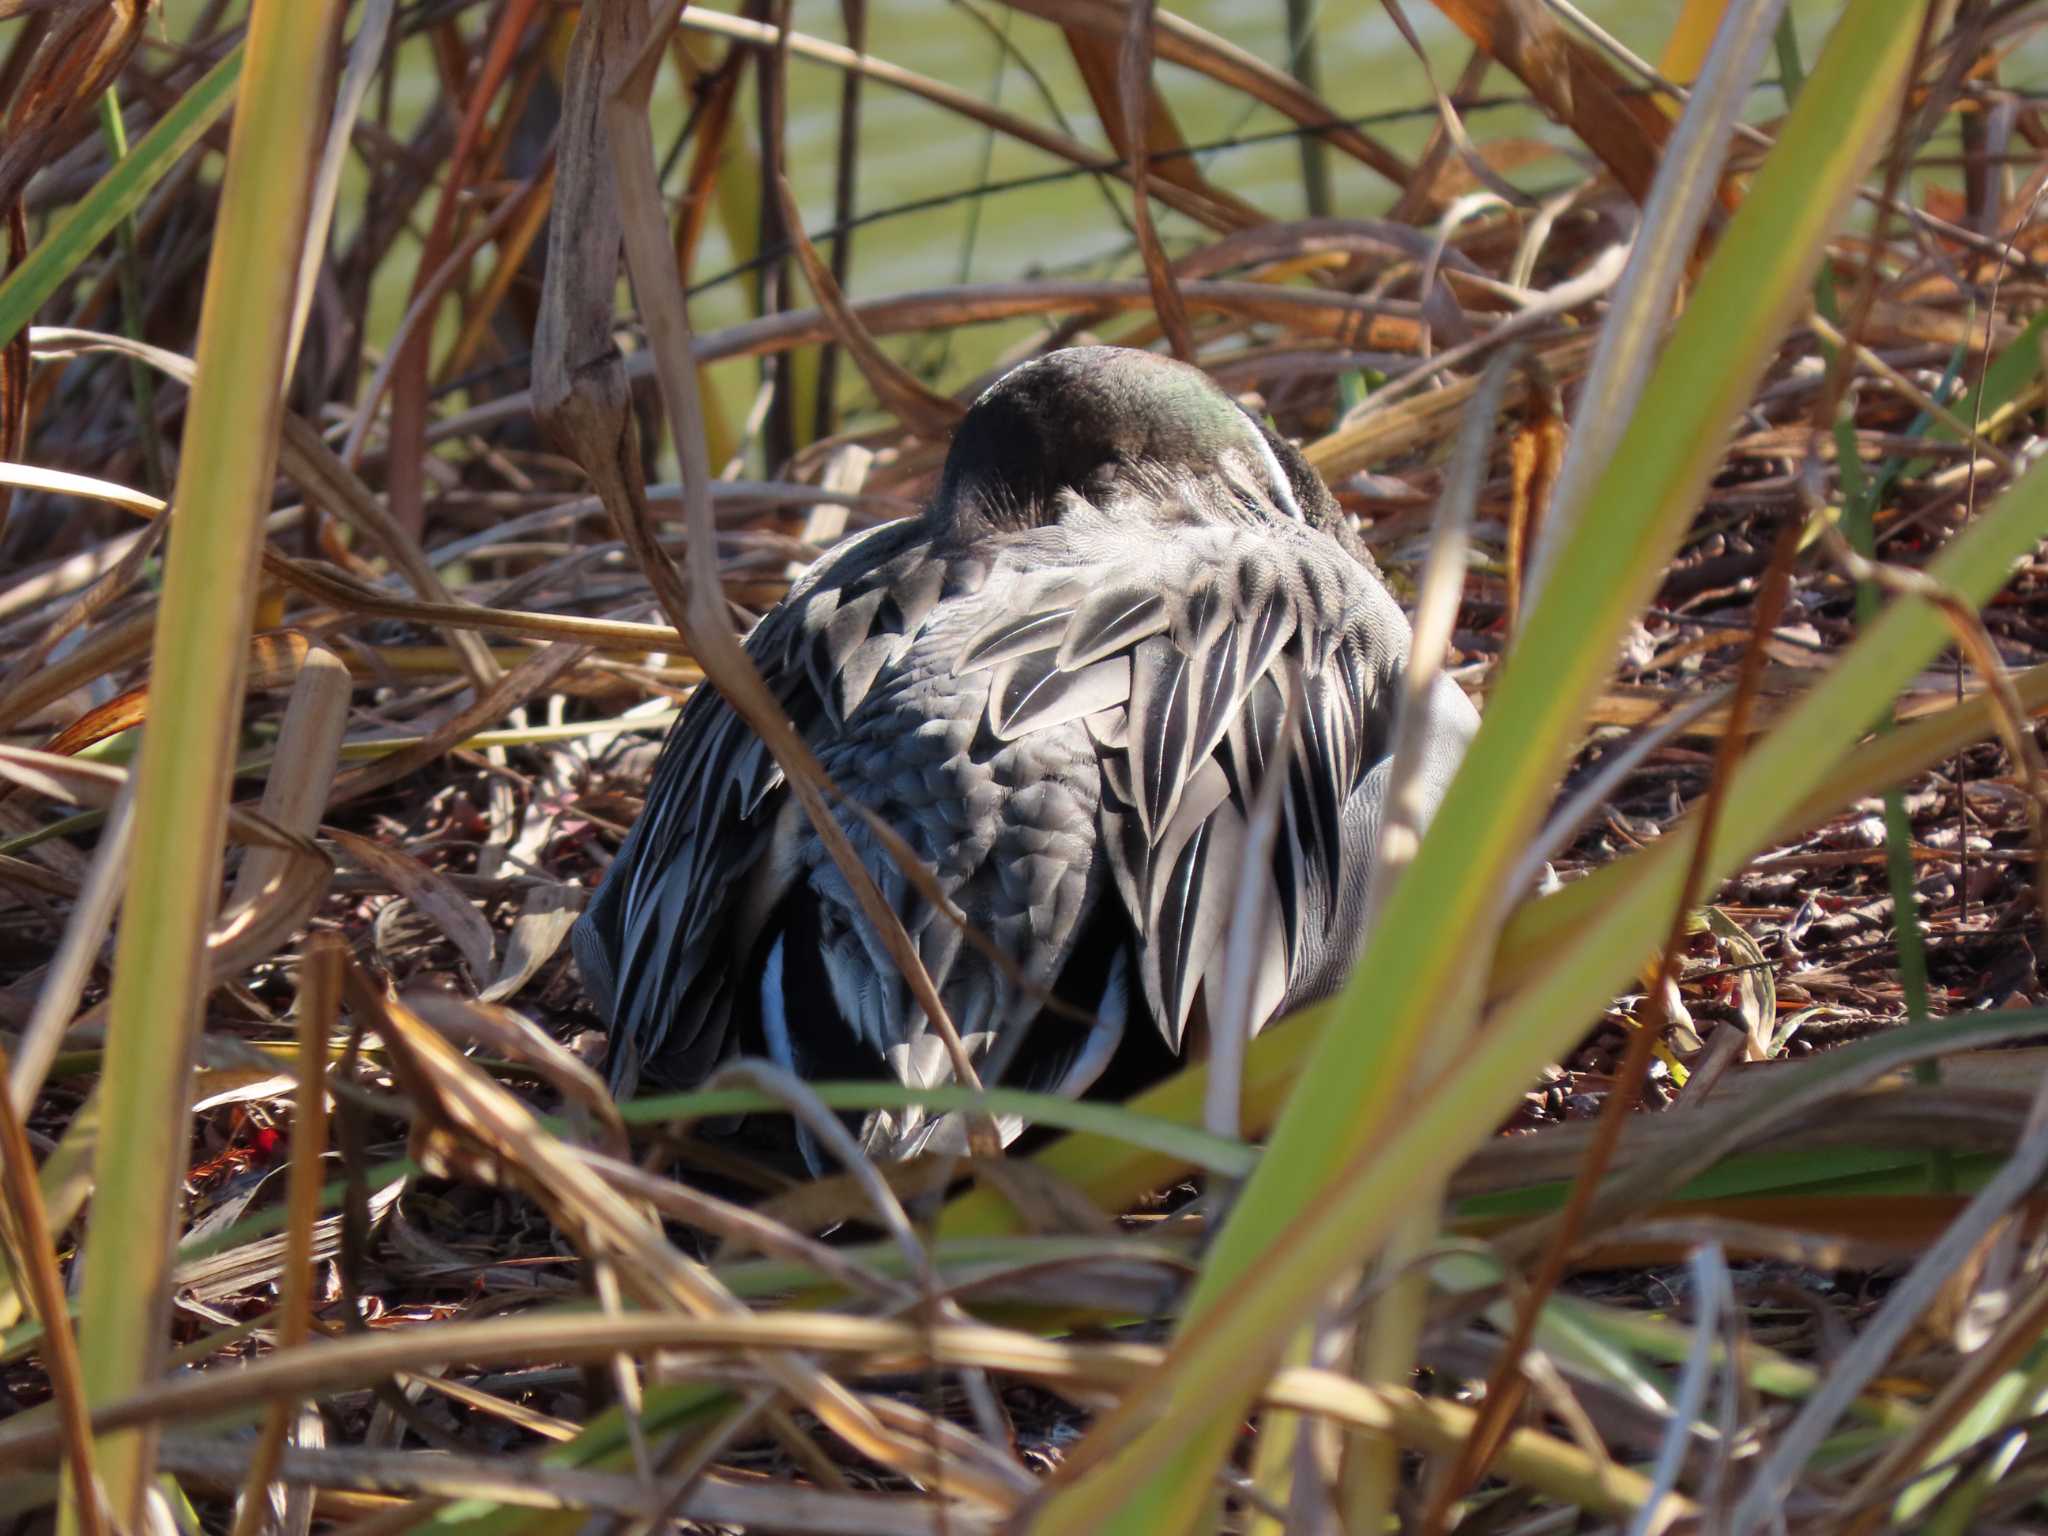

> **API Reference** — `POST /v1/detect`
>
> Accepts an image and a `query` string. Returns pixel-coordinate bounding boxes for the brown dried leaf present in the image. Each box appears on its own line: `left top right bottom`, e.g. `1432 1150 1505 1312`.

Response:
326 827 496 981
324 641 591 808
401 988 624 1158
1505 379 1566 634
478 882 581 1005
225 643 352 923
1114 0 1195 361
1007 0 1414 189
770 172 962 436
1061 24 1264 225
361 976 1025 1511
1423 0 1669 202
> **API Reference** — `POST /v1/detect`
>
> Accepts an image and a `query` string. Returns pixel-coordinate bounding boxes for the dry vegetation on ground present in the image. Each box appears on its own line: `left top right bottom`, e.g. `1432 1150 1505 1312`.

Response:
3 1 2048 1532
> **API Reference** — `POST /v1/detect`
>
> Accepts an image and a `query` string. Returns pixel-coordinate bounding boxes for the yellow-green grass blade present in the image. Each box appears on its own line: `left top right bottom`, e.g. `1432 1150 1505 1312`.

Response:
619 1081 1256 1176
0 44 243 350
1039 374 2044 1527
930 0 1938 1244
1485 653 2048 1010
929 646 2048 1242
1454 480 2048 1191
1283 0 1923 1252
159 1022 2048 1306
69 2 342 1524
1025 5 1934 1525
939 999 1330 1238
1927 308 2047 450
1907 1342 2048 1530
140 1075 1246 1290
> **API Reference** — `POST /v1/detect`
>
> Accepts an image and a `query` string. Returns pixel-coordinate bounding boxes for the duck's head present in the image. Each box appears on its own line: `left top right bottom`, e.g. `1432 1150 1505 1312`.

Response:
933 346 1340 536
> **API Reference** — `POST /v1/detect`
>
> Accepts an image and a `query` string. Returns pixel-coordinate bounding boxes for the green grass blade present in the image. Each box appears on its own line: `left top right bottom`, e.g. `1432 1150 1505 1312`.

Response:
1023 7 1934 1525
930 639 2048 1245
621 1080 1256 1176
1134 442 2048 1527
69 5 340 1523
1932 309 2048 448
0 44 243 351
94 87 168 496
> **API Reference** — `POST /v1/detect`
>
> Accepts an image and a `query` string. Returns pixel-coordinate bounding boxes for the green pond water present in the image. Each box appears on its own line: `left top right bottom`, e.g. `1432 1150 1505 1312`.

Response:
340 2 1980 452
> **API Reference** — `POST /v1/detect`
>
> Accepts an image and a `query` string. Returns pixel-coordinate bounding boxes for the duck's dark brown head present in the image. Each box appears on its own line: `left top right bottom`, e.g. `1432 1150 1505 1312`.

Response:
933 346 1339 536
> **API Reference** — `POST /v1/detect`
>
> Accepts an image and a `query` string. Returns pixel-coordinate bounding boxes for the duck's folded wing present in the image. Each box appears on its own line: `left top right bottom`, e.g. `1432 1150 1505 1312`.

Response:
575 521 928 1089
576 651 795 1089
956 524 1423 1051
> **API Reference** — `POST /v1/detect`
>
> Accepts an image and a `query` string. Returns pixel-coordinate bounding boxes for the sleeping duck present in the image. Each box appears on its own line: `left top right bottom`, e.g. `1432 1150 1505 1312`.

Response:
573 345 1478 1158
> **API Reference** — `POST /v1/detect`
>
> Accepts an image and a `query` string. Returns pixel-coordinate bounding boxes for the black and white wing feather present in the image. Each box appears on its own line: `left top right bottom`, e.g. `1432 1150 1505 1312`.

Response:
573 518 930 1090
952 515 1425 1056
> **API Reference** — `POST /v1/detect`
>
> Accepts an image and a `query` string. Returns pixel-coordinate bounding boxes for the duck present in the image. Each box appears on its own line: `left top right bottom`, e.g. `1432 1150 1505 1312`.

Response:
572 345 1478 1160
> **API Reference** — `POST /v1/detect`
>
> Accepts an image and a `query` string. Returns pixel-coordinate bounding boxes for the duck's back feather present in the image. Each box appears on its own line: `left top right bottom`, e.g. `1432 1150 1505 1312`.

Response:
575 488 1472 1150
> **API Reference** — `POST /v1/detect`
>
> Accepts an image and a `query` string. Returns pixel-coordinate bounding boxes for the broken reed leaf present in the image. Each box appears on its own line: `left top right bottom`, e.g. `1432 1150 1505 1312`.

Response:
1422 0 1671 200
621 1080 1257 1177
